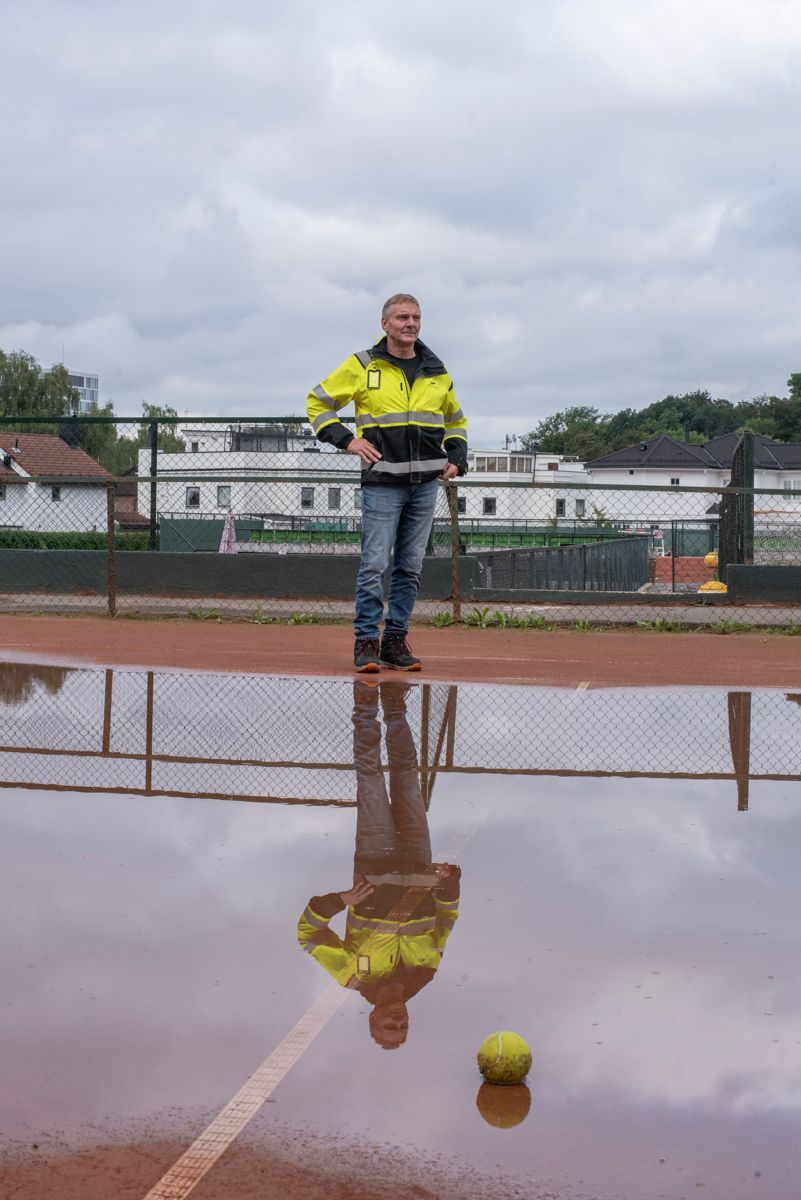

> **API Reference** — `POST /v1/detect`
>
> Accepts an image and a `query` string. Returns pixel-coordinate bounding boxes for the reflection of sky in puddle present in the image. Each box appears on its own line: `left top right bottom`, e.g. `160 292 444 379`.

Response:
1 664 800 1198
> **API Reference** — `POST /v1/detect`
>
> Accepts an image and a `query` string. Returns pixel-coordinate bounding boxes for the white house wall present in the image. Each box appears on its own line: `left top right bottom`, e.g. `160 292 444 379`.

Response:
0 483 107 532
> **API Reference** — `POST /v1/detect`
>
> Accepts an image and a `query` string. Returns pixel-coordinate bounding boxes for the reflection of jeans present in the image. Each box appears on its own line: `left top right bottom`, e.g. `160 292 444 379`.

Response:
354 479 439 639
352 684 432 867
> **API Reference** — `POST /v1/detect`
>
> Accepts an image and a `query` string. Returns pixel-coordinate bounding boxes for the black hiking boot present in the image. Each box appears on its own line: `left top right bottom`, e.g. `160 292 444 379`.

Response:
379 632 422 671
354 638 381 673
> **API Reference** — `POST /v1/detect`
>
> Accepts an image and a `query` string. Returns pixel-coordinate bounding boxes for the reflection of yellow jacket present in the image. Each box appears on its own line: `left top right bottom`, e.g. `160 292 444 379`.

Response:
306 337 468 485
298 884 459 998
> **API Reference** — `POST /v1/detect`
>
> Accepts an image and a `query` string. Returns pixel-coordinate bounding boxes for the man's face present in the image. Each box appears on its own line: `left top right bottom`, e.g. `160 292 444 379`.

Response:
381 303 421 351
370 1001 409 1049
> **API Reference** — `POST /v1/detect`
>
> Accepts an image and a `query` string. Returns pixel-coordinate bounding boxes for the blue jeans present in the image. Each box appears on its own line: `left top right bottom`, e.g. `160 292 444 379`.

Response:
352 683 432 867
354 479 439 640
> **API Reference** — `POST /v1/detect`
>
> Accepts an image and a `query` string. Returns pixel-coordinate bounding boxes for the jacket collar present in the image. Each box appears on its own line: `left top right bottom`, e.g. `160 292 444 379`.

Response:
369 336 445 376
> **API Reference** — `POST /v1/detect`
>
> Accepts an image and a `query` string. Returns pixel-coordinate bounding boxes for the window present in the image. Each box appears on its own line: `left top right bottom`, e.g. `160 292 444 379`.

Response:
474 457 486 471
510 456 533 473
328 487 341 510
575 499 586 517
190 442 199 453
457 496 466 514
300 486 315 509
555 498 566 517
783 480 801 492
0 484 5 501
186 486 200 508
354 491 362 511
483 497 496 515
629 469 634 475
51 485 62 502
216 485 231 509
670 477 680 486
547 461 559 471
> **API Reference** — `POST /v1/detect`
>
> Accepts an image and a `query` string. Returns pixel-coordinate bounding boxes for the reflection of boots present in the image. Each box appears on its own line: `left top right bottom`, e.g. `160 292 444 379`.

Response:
353 678 380 707
379 681 412 715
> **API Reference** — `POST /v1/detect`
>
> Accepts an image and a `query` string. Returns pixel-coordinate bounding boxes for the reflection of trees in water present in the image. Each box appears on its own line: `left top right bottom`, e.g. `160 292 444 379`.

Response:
0 664 71 706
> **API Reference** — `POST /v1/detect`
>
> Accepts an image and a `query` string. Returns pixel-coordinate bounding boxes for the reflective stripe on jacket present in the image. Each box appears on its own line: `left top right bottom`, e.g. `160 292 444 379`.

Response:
297 891 459 991
306 337 468 485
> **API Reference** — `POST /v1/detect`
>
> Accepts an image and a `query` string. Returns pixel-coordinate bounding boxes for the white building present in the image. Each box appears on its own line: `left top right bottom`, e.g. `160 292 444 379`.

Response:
67 371 100 414
583 433 801 525
0 432 110 532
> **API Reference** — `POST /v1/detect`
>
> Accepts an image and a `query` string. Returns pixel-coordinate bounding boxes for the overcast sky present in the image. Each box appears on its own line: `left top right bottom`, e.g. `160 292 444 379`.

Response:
2 0 801 445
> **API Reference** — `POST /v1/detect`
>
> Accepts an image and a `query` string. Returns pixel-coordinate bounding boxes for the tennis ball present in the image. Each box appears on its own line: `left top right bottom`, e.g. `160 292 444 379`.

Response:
477 1030 532 1085
476 1082 531 1128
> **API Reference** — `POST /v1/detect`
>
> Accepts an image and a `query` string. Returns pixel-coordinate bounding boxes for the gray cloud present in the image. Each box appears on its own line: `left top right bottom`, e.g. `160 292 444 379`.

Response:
2 0 801 444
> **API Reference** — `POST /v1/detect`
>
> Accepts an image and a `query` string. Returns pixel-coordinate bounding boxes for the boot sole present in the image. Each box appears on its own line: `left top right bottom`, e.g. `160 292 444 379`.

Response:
355 662 381 673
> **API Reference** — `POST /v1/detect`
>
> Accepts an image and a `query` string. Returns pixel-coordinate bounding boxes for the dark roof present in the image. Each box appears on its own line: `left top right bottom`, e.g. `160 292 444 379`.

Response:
0 432 110 480
585 435 717 470
586 432 801 471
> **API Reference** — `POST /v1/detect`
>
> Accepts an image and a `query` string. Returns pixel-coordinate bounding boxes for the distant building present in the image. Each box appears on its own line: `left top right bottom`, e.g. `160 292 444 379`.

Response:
67 371 100 413
0 431 110 532
584 433 801 523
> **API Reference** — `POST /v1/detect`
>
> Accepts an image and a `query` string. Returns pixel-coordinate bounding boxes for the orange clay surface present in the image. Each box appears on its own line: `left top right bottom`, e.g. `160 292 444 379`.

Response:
0 613 799 688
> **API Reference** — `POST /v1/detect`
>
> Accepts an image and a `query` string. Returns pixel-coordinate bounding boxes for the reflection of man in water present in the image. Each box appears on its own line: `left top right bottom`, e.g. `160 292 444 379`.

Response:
298 681 460 1048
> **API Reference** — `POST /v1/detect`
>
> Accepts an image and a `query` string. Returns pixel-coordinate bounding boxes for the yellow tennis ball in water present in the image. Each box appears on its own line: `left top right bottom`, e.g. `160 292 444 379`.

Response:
477 1031 532 1085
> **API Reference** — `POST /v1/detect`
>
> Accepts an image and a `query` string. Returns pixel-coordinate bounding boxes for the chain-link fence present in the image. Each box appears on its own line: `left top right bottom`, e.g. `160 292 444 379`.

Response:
0 416 799 625
1 664 798 811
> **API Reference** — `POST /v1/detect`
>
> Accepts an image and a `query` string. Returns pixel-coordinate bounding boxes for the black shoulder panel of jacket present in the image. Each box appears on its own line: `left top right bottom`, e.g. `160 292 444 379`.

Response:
308 892 346 918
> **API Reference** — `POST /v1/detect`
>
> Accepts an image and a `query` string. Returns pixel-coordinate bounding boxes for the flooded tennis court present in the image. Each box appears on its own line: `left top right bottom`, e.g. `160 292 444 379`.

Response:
1 662 800 1199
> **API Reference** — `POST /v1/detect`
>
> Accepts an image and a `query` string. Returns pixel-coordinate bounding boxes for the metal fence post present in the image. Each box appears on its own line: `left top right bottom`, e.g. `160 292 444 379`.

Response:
447 483 462 623
671 521 676 592
106 480 117 617
148 421 158 551
742 430 755 564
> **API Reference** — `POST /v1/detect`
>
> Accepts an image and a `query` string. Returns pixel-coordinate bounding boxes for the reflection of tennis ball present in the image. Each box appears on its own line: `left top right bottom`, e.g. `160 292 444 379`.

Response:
477 1031 532 1084
476 1082 531 1128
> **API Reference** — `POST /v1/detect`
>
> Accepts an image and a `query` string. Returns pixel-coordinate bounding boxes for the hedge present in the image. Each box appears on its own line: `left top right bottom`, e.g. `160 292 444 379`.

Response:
0 529 150 551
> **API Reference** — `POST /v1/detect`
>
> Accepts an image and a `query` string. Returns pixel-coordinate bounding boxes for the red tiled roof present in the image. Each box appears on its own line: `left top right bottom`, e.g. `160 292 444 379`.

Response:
0 432 110 480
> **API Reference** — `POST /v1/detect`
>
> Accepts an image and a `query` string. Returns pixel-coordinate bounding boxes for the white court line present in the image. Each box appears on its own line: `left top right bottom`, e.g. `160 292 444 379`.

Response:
143 819 483 1200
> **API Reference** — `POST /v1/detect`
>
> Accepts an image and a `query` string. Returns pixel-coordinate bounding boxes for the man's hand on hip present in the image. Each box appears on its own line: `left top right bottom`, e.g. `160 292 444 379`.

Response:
347 438 382 466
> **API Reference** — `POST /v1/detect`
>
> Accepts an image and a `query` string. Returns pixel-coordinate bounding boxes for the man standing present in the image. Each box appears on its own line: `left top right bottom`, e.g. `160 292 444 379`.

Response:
306 294 468 672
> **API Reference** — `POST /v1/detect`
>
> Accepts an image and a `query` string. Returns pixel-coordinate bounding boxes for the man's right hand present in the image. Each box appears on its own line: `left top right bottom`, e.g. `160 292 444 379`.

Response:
339 879 375 906
346 437 382 466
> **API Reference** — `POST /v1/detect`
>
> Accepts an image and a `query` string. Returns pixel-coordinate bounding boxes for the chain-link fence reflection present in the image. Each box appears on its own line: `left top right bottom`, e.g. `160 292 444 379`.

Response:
1 665 798 812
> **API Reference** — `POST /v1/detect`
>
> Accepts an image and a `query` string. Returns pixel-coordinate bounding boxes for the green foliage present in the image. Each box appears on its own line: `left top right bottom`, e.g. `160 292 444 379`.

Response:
287 611 317 624
0 529 148 550
252 605 281 624
574 619 605 632
711 619 750 634
636 618 692 632
518 382 801 458
464 606 494 627
187 606 222 621
108 403 186 474
432 610 455 627
0 350 78 423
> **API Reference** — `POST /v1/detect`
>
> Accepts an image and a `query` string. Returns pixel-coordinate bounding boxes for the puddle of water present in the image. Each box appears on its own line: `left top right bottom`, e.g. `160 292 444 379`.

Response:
1 664 800 1199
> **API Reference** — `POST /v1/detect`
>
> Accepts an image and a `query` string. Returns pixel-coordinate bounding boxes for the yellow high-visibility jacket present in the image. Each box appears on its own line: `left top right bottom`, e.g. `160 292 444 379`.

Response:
298 881 459 1000
306 337 468 486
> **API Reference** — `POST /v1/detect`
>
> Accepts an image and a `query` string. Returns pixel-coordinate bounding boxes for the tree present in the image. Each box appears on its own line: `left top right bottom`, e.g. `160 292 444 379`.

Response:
111 403 186 474
0 350 78 423
520 406 608 459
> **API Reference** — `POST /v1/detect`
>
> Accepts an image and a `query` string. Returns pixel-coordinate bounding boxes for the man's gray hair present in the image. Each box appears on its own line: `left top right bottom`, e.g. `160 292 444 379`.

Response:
382 293 420 320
